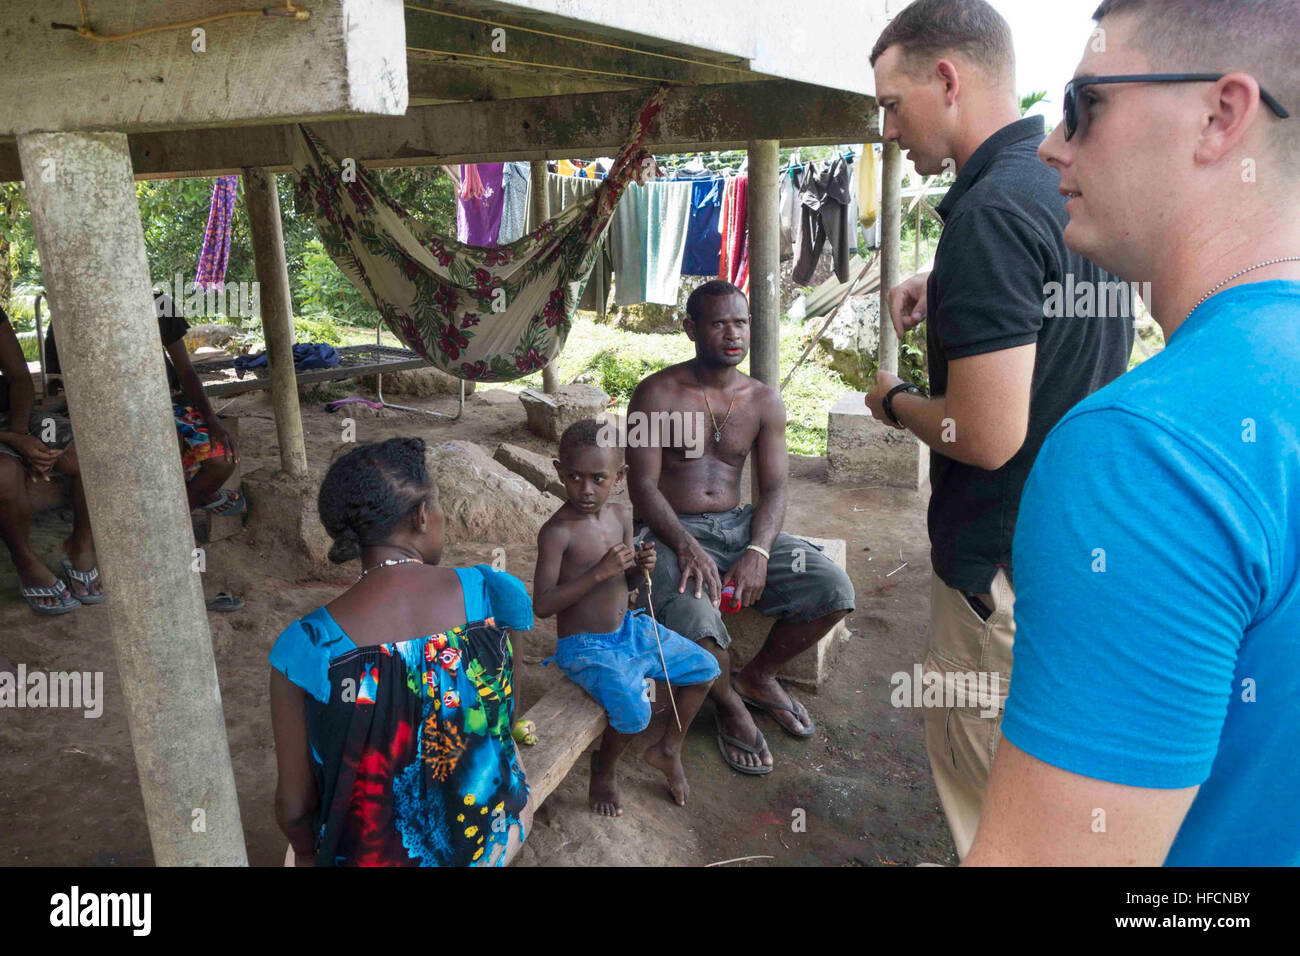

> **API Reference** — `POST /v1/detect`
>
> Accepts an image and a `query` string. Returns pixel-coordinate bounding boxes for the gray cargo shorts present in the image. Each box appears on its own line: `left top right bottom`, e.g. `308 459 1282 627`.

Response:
634 504 855 649
0 408 74 460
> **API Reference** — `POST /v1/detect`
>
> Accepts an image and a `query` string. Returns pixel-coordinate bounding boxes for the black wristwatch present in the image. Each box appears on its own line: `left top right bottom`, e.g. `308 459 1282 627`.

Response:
882 382 924 428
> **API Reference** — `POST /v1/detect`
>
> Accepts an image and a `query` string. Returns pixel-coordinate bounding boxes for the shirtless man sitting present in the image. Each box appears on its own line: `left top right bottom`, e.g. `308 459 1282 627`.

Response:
627 280 856 773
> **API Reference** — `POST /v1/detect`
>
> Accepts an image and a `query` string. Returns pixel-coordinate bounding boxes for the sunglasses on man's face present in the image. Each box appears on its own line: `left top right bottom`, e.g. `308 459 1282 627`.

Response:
1062 73 1291 141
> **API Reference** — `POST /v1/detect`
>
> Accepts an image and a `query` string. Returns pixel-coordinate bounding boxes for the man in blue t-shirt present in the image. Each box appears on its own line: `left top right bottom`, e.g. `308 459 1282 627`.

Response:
965 0 1299 866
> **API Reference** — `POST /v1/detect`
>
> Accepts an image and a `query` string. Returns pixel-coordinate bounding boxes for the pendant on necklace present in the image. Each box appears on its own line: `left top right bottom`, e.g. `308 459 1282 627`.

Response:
714 430 722 443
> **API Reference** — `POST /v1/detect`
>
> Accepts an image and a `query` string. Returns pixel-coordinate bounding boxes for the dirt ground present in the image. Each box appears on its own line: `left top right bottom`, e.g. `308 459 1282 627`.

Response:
0 383 955 867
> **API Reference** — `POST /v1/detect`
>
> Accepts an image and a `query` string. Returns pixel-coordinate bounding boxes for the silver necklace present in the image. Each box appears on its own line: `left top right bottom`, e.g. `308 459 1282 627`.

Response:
1187 257 1300 322
357 557 422 581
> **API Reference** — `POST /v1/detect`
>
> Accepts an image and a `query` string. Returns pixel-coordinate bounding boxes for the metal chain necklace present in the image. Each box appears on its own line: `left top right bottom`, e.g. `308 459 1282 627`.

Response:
357 556 422 581
1186 257 1300 322
700 386 738 443
689 360 739 443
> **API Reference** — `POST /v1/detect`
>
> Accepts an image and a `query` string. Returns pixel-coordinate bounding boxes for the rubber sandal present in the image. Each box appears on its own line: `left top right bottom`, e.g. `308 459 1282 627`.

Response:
60 556 107 604
205 591 244 612
21 579 80 616
200 488 247 517
714 712 772 775
732 679 816 739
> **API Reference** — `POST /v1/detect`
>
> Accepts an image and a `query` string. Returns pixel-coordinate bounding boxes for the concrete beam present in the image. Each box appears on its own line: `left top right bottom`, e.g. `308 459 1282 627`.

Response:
0 0 407 136
18 130 247 866
0 80 878 181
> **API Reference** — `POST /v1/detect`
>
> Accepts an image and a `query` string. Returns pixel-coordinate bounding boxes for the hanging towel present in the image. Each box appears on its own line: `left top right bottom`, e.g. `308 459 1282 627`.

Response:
793 157 852 285
718 174 749 295
611 178 692 306
856 146 879 228
291 86 666 382
497 161 531 245
195 175 239 290
456 162 505 246
779 171 796 262
681 177 724 277
534 172 613 315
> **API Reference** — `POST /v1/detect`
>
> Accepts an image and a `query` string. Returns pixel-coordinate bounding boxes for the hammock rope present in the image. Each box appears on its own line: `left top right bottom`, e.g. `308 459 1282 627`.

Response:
293 85 668 382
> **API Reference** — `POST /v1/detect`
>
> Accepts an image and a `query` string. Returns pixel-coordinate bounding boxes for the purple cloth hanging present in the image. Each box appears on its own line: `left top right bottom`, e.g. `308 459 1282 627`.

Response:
455 162 505 246
195 175 239 290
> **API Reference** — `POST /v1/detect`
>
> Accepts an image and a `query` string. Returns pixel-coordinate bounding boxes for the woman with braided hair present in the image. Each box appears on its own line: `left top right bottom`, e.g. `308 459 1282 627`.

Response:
269 437 534 866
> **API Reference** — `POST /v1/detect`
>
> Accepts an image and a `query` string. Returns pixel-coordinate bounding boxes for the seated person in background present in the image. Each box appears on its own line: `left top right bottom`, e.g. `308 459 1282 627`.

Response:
270 437 532 866
534 420 719 816
0 305 102 613
44 291 244 515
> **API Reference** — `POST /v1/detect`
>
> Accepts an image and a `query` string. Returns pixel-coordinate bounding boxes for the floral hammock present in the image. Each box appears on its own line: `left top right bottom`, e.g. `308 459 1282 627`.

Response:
293 86 667 382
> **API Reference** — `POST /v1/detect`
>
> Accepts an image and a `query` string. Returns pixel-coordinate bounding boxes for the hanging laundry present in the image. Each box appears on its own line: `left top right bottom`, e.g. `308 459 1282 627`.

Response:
846 156 860 256
856 145 879 227
680 177 723 277
611 178 692 307
497 161 532 245
195 175 239 290
793 157 852 285
291 85 667 382
555 159 579 177
779 169 796 262
532 172 615 315
718 174 749 295
456 162 505 246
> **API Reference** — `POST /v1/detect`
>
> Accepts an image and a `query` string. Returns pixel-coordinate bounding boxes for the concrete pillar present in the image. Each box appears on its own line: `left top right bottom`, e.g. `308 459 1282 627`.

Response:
878 141 902 375
18 131 247 866
530 160 559 395
242 166 308 479
747 139 780 388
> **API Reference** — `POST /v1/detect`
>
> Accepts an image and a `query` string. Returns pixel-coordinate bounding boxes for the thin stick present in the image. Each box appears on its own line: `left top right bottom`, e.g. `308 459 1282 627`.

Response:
642 571 682 731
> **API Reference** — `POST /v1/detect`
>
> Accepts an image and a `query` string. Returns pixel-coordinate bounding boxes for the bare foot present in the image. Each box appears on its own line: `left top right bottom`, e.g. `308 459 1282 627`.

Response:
643 739 689 806
588 751 622 817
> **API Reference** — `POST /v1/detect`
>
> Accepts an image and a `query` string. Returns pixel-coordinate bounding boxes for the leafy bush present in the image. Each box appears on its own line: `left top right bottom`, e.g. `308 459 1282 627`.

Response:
292 313 345 346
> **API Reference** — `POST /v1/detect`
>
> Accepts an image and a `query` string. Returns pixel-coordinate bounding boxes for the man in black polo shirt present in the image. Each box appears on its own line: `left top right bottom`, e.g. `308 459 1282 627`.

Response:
867 0 1134 858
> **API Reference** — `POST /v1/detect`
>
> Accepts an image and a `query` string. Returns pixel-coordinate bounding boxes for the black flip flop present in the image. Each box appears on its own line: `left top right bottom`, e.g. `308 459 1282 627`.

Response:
732 679 816 739
714 712 772 775
205 591 244 612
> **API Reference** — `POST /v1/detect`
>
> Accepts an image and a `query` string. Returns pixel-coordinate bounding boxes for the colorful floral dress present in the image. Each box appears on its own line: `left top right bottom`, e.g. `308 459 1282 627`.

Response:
270 565 532 866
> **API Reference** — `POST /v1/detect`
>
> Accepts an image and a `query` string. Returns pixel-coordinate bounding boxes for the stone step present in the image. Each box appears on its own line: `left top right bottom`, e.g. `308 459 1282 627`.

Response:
826 390 925 491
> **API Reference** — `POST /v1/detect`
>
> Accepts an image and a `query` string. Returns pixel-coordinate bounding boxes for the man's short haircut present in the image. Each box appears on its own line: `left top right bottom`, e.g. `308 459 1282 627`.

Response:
869 0 1015 89
558 418 615 465
685 279 746 325
1092 0 1298 165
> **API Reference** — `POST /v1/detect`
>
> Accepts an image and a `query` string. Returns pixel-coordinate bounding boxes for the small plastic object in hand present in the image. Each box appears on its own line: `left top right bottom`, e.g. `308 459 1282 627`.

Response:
721 585 742 614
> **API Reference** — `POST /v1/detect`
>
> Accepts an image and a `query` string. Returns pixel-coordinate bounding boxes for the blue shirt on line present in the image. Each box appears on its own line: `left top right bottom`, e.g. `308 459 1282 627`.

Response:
1004 280 1300 866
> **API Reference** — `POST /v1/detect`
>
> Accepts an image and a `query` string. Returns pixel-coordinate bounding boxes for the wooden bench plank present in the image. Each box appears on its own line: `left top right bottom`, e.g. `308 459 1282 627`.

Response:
517 678 606 809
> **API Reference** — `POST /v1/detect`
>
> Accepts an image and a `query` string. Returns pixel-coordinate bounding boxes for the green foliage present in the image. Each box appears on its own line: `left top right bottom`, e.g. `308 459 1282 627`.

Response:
298 238 377 325
291 314 345 346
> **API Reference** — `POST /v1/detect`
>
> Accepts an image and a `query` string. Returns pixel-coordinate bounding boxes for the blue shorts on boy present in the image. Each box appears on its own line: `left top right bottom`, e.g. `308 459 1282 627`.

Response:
556 608 719 734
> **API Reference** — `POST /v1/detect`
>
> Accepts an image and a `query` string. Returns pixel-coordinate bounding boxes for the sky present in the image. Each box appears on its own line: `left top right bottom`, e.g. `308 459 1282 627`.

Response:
986 0 1104 123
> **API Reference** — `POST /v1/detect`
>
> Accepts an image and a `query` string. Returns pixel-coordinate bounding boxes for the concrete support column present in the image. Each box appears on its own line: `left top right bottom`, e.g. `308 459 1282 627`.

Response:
530 159 559 394
18 131 247 866
878 141 902 375
747 139 780 388
242 166 308 479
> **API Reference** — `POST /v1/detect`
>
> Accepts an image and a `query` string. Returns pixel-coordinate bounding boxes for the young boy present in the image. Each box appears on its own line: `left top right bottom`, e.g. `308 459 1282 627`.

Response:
534 419 719 816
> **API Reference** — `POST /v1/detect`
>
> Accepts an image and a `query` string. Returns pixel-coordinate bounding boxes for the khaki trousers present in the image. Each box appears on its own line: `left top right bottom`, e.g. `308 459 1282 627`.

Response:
923 569 1016 859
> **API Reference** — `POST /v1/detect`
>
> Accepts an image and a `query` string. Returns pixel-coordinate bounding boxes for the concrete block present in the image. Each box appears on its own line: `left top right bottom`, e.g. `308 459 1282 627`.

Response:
519 384 610 442
725 536 849 691
494 442 567 500
826 390 922 489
